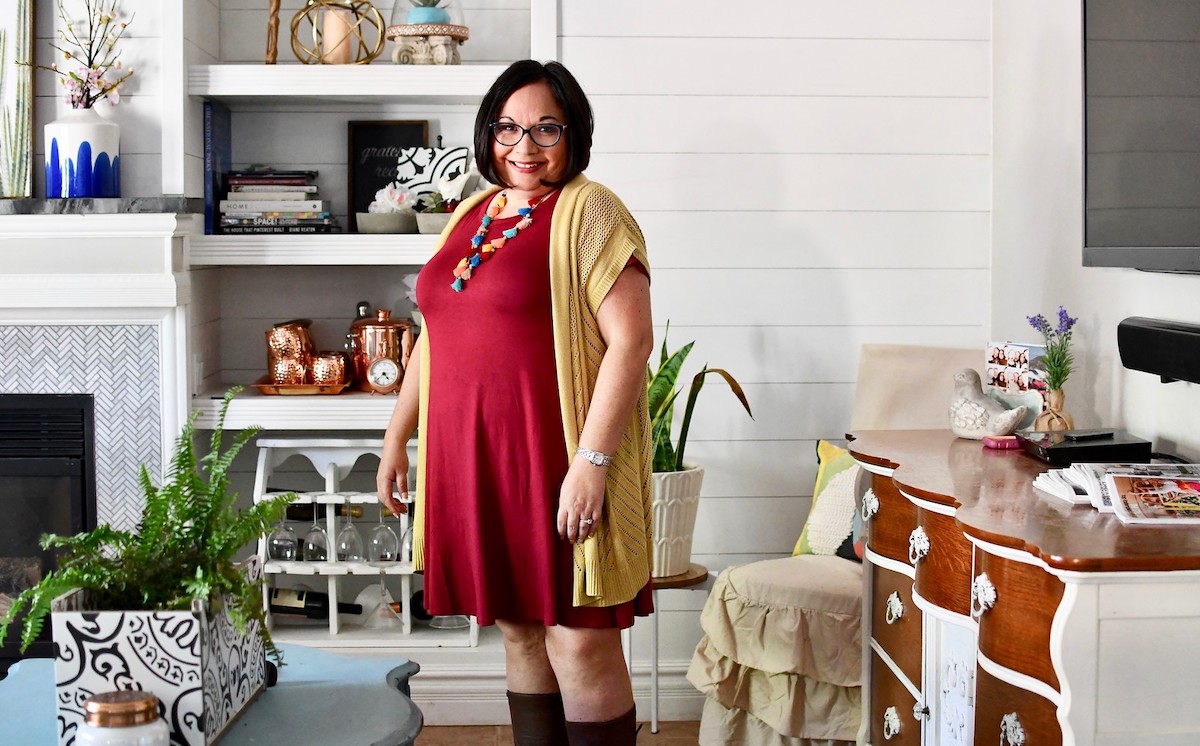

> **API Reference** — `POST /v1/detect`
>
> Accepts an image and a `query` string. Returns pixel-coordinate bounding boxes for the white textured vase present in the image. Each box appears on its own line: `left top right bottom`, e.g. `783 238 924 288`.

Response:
650 466 704 578
44 107 121 198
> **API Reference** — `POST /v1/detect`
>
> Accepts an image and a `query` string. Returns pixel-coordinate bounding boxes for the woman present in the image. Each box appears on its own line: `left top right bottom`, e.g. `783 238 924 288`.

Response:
376 60 655 745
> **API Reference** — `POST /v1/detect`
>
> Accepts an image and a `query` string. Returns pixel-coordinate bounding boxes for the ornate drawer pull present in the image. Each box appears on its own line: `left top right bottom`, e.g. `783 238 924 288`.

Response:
1001 712 1026 746
971 572 997 619
885 591 905 624
883 706 902 739
908 526 930 564
861 488 879 522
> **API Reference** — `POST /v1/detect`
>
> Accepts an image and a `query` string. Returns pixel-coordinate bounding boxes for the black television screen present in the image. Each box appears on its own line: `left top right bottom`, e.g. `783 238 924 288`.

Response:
1083 0 1200 273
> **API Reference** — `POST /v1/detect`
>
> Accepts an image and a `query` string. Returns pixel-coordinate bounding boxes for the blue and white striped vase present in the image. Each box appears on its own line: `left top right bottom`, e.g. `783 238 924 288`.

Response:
44 107 120 198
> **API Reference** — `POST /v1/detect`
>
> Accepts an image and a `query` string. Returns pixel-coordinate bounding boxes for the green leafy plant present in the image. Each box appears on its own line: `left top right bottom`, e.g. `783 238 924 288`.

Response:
647 324 753 472
0 388 295 664
1027 305 1078 390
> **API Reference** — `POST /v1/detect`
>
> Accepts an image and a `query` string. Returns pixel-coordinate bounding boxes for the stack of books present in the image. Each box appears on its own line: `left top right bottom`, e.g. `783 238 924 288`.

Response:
218 169 338 234
1033 462 1200 524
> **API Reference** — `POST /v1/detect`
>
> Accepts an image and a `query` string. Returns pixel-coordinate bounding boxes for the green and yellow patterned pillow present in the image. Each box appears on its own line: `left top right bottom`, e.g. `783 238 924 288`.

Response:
793 440 860 556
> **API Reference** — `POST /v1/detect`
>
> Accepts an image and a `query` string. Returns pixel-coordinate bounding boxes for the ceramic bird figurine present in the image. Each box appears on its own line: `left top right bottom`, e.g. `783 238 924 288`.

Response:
949 368 1028 440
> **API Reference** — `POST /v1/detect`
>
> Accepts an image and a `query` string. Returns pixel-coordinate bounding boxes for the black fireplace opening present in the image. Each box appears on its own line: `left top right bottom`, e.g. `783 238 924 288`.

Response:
0 394 96 679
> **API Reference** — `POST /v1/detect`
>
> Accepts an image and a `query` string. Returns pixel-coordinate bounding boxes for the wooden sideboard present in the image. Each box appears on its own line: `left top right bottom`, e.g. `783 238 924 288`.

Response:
849 430 1200 746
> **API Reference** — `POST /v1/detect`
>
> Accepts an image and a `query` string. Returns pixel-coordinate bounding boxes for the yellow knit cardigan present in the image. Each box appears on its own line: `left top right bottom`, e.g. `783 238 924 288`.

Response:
411 174 654 607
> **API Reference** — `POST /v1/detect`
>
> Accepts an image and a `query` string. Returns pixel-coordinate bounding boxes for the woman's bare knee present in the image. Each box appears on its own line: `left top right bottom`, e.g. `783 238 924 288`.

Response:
543 626 632 720
497 619 546 654
544 626 623 670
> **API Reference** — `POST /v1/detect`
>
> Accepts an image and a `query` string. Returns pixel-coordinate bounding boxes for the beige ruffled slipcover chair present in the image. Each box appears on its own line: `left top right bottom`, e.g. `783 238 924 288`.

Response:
687 344 981 745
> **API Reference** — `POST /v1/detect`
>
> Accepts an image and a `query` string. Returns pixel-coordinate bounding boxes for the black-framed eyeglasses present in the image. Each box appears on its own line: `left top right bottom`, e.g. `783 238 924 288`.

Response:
489 122 567 148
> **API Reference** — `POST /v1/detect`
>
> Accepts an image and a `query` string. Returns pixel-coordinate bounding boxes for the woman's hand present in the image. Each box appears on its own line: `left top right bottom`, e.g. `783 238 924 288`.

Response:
376 445 410 517
557 457 607 543
376 342 422 518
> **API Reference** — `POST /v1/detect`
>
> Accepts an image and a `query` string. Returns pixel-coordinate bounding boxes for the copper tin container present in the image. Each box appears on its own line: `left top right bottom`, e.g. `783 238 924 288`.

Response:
347 309 414 391
311 351 348 385
266 319 316 384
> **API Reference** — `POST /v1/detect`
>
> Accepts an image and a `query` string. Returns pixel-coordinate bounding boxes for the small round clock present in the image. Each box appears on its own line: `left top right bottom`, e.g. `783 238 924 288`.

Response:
365 356 401 394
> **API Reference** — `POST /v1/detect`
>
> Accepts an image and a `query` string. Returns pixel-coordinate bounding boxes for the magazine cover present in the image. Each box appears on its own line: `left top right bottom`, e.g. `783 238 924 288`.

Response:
1106 466 1200 524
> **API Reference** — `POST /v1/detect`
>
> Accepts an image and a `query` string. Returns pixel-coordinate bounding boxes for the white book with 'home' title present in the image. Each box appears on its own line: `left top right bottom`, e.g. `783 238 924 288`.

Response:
219 199 328 213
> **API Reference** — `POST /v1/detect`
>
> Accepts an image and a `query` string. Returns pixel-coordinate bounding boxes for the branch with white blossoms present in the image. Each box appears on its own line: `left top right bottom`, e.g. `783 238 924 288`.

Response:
31 0 134 108
368 183 415 214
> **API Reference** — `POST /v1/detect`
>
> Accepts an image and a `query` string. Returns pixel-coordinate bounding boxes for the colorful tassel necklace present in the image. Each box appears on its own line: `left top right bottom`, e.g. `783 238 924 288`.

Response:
451 190 555 292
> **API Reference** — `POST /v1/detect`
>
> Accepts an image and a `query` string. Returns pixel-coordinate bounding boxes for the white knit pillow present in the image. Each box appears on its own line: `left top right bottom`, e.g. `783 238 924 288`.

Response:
802 464 860 555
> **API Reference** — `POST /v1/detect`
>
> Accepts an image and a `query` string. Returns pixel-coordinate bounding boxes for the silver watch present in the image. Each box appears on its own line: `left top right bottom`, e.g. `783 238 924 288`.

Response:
575 447 613 467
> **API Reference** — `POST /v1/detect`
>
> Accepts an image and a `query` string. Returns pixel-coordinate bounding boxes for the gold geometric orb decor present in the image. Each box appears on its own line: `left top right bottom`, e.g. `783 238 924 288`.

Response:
291 0 387 65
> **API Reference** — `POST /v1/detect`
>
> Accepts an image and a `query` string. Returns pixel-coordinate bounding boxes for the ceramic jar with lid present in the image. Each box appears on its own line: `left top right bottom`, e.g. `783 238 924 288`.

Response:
76 690 169 745
346 308 414 391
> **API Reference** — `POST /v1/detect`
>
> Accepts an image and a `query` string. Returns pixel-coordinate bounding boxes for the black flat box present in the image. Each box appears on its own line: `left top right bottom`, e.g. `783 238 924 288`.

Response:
1016 429 1152 466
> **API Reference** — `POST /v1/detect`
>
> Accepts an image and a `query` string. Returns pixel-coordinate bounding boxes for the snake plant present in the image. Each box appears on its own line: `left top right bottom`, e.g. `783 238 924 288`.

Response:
647 324 753 472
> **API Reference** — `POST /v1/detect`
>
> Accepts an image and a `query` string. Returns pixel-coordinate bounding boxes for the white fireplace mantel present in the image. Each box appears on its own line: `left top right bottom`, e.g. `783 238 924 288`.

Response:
0 213 194 528
0 214 192 310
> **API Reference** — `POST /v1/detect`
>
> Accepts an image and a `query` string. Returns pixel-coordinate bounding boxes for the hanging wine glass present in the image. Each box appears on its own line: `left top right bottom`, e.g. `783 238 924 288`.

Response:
400 521 414 564
364 506 403 630
266 519 298 561
301 506 329 562
368 508 399 564
334 503 365 562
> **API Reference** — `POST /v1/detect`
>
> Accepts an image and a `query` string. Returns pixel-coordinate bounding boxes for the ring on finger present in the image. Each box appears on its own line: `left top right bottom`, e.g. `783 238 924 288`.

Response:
579 517 594 526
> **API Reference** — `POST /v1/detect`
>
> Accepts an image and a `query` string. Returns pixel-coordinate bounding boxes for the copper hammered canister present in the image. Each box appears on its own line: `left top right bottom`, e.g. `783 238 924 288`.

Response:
266 319 316 384
311 351 349 386
346 309 414 391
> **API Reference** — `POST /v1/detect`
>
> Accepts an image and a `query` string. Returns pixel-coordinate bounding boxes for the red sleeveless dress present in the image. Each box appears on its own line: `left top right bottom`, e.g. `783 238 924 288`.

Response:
415 191 653 628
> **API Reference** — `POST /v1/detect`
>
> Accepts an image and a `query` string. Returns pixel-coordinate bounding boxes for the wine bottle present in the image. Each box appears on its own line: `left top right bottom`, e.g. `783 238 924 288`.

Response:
284 503 364 521
268 588 363 619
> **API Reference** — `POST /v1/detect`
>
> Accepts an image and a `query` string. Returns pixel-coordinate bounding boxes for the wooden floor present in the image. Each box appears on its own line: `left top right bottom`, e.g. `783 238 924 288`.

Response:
416 720 699 744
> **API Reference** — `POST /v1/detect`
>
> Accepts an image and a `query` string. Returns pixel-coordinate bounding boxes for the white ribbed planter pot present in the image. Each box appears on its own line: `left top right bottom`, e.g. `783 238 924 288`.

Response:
651 466 704 578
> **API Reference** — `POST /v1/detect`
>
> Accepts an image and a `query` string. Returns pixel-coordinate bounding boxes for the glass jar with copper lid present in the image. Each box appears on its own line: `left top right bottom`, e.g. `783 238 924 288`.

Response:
76 690 169 745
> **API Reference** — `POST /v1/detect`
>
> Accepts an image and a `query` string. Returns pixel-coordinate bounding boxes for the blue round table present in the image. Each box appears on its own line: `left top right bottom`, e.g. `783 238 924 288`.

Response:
0 643 422 745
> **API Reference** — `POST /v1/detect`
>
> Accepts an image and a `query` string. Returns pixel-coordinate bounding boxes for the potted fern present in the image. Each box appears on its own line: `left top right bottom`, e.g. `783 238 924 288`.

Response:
647 327 753 577
0 389 294 746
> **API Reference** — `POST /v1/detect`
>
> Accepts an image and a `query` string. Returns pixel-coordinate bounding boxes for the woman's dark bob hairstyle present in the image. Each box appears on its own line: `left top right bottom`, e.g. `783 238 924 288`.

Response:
474 60 593 189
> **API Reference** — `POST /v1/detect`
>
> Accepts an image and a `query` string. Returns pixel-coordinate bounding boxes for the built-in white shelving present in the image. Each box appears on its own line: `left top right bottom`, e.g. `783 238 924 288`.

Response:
188 63 510 105
188 233 438 267
193 389 398 430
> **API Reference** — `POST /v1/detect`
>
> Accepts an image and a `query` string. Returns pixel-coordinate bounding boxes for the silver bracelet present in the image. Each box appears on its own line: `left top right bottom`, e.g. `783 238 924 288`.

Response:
575 447 613 467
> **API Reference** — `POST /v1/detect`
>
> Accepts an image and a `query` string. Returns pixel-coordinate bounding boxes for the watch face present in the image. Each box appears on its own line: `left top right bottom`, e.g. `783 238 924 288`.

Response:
366 357 401 391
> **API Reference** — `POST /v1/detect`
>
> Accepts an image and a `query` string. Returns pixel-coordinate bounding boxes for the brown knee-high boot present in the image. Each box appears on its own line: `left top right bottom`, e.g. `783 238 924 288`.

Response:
564 706 638 745
507 691 570 746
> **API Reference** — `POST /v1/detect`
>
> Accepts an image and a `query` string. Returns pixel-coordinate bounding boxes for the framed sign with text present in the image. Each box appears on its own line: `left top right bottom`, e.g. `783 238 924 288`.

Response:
347 119 428 232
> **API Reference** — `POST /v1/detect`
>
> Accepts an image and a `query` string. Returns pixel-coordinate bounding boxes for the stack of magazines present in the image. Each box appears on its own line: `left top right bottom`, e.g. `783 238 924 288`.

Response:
1033 462 1200 524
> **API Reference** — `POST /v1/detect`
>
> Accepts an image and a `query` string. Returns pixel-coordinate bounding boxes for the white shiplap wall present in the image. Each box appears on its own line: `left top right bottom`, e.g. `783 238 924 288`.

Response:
560 2 993 581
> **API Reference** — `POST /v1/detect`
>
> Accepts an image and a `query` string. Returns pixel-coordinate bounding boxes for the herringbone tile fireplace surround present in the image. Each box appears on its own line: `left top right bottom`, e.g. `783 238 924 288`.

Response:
0 325 161 530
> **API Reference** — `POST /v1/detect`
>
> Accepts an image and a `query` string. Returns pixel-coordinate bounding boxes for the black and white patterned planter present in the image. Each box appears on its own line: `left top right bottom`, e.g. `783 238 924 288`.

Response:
51 586 266 745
